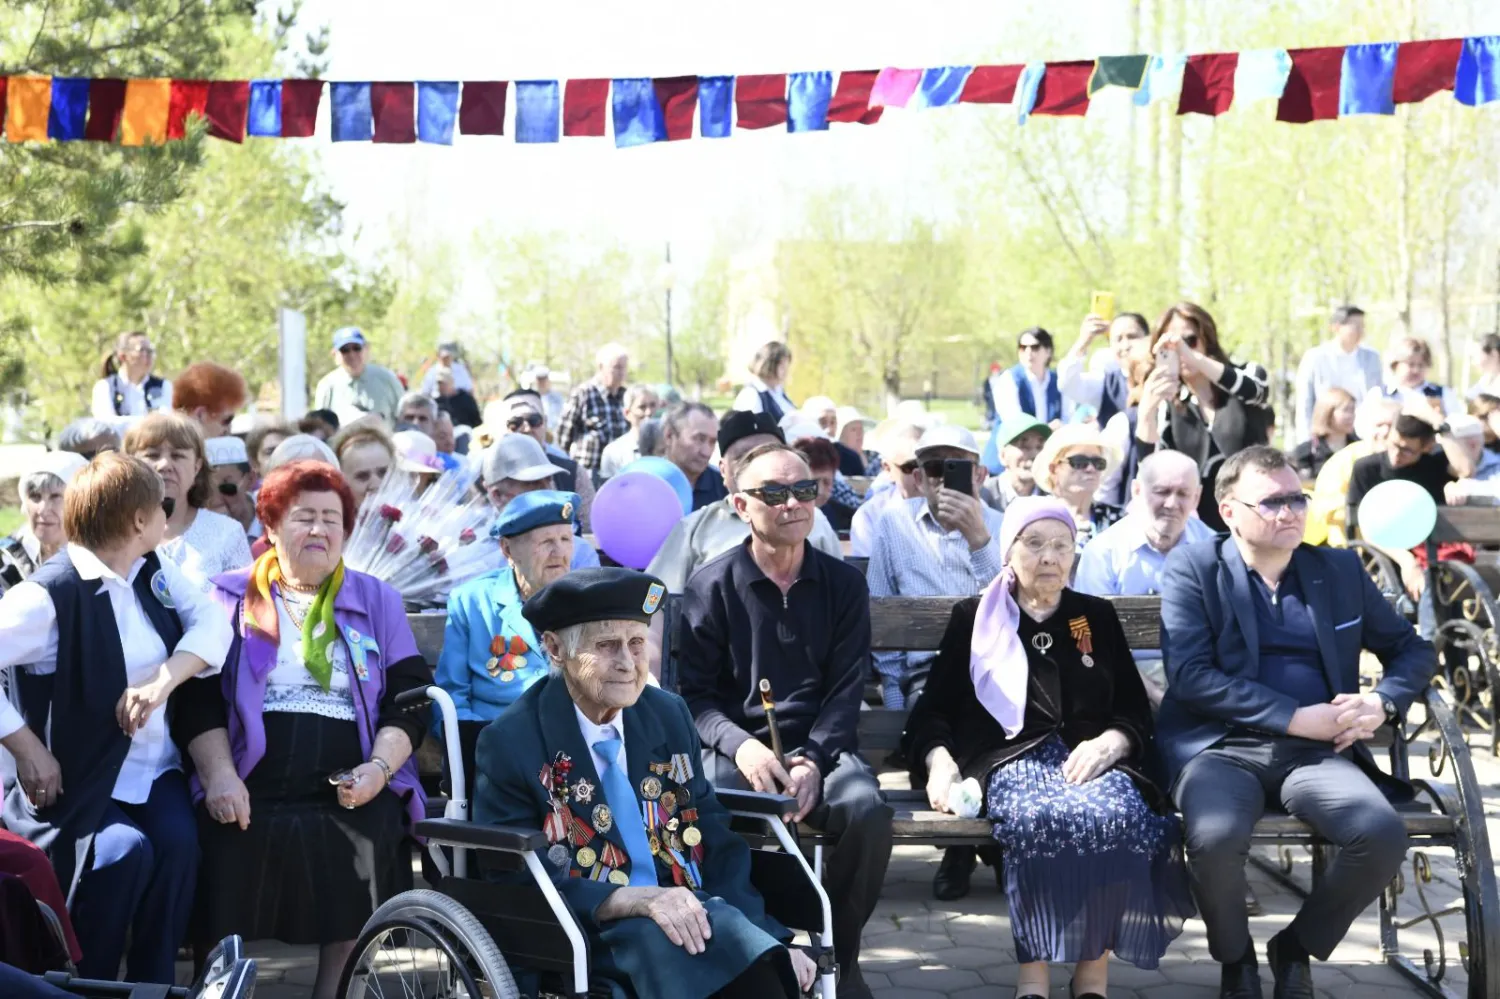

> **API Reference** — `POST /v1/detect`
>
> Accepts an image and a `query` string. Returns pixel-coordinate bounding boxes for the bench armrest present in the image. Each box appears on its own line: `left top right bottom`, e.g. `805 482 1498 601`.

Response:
415 817 546 854
717 789 797 817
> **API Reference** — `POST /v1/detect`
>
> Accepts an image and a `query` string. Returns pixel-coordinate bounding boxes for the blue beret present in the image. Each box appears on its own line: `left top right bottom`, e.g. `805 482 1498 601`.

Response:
491 489 580 540
522 567 667 633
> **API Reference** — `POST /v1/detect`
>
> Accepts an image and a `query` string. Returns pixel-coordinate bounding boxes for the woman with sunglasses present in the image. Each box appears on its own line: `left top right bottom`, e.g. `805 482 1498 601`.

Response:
124 413 253 584
904 496 1192 999
1034 425 1123 555
204 436 258 533
1135 302 1273 531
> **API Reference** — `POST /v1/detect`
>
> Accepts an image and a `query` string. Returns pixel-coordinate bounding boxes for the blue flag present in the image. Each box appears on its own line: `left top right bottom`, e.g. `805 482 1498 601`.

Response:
1456 35 1500 107
1016 62 1046 123
698 76 733 138
1339 42 1398 115
417 82 459 144
612 78 665 148
48 77 90 140
515 80 560 143
331 82 373 141
247 79 283 137
917 66 974 108
787 71 833 132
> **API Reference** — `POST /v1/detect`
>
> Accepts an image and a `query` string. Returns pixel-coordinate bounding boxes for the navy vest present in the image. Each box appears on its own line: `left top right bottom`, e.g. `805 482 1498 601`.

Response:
3 550 184 899
757 389 786 423
1097 365 1126 428
1009 364 1063 423
109 372 166 416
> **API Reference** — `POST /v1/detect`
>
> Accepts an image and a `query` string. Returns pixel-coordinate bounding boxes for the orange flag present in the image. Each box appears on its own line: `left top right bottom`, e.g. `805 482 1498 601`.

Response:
120 78 171 145
6 76 52 143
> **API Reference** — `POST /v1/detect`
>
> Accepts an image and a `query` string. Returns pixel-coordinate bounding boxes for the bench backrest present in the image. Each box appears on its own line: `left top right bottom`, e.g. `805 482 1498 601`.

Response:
1429 506 1500 545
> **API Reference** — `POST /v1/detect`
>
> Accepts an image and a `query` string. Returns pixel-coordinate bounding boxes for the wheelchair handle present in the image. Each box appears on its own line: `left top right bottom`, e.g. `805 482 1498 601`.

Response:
394 687 435 709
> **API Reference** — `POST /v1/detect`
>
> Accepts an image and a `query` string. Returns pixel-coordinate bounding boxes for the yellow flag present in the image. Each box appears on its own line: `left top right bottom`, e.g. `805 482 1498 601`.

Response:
120 78 171 146
6 76 53 144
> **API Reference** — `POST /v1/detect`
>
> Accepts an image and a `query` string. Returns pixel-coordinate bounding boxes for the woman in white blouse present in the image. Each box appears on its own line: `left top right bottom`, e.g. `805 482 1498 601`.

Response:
732 340 796 422
0 451 232 984
90 331 171 428
124 412 253 586
1363 336 1462 418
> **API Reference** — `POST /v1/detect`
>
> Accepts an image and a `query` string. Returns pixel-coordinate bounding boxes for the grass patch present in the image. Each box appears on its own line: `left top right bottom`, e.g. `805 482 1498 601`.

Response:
0 508 21 537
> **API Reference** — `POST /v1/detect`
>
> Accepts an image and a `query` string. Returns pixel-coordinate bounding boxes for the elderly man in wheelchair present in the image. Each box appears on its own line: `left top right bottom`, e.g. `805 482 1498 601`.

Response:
356 566 833 999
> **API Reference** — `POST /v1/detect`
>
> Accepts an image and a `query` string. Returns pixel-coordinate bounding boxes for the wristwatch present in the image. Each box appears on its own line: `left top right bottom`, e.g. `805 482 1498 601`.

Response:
1377 693 1399 723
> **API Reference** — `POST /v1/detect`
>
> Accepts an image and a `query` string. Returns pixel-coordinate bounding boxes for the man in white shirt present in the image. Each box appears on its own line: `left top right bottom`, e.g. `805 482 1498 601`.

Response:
1294 306 1383 445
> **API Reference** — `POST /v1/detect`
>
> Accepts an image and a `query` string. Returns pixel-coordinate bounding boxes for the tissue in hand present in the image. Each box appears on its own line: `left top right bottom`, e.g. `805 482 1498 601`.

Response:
946 778 983 818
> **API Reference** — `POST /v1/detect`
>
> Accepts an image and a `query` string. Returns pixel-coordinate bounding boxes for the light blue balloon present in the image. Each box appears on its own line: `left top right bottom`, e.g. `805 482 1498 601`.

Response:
1356 479 1438 552
621 456 693 515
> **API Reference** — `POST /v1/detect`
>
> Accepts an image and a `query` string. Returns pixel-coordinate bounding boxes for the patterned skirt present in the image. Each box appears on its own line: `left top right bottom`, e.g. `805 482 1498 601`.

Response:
987 736 1194 968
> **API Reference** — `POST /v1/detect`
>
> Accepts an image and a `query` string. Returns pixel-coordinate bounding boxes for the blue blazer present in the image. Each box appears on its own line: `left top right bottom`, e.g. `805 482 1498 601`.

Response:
473 677 792 999
1157 538 1433 794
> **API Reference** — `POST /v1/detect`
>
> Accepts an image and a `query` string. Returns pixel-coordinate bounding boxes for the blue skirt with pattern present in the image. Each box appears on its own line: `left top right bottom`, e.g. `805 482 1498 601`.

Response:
987 736 1194 968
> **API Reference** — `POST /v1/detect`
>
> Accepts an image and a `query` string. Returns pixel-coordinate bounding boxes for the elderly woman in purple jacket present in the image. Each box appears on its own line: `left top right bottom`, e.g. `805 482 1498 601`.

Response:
174 461 429 999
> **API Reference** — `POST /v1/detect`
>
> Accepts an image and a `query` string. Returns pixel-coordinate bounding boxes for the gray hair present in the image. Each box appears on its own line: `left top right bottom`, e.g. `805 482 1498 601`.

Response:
623 384 656 410
399 391 438 420
662 402 715 437
264 434 339 474
19 472 65 504
1138 450 1200 487
596 342 629 367
57 418 118 453
546 624 589 668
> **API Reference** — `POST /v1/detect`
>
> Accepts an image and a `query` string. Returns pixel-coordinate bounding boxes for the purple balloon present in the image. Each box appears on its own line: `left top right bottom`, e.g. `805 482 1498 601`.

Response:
591 471 685 570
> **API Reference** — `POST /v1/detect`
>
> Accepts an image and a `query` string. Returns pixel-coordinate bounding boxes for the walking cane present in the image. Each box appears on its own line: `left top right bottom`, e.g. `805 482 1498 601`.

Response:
758 678 786 766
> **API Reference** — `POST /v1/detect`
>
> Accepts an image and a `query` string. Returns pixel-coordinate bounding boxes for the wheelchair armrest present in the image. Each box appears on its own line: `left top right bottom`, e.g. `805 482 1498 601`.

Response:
717 789 797 817
415 817 547 854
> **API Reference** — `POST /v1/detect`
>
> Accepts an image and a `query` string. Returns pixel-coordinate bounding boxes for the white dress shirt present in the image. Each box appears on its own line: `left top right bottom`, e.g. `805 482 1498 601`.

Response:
1293 342 1383 443
90 374 173 423
574 704 626 779
0 544 231 802
732 378 795 419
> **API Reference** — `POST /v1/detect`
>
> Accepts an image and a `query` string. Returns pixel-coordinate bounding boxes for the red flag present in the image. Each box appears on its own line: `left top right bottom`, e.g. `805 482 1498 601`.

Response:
84 78 126 141
0 79 7 134
826 70 884 124
735 74 787 130
563 78 608 137
1032 61 1092 116
371 82 415 143
1393 37 1462 104
166 80 210 139
654 76 697 141
1277 47 1343 122
460 81 507 135
202 81 248 142
281 79 322 137
962 64 1024 104
1178 52 1239 116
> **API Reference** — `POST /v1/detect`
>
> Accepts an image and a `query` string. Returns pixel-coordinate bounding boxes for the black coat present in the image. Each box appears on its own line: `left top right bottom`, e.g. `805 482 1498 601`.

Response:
901 588 1169 811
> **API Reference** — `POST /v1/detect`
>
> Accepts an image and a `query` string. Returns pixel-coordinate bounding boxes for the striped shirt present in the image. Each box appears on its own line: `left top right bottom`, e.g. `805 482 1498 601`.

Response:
556 381 628 472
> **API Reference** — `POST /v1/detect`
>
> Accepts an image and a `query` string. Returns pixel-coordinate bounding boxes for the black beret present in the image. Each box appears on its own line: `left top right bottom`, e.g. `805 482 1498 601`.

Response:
521 567 667 634
717 410 785 454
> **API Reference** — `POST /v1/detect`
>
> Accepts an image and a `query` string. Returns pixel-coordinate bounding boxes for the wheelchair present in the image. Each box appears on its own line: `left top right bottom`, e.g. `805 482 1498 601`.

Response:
26 935 256 998
337 686 837 999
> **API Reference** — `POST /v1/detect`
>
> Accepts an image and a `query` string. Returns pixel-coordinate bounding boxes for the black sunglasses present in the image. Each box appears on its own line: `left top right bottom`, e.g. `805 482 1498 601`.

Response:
1233 492 1310 519
217 482 240 497
507 413 545 430
742 479 820 507
1063 454 1107 471
339 344 364 355
1018 342 1047 352
895 459 920 475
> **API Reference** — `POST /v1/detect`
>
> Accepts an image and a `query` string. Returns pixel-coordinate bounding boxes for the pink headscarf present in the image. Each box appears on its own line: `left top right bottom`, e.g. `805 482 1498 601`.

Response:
969 495 1077 738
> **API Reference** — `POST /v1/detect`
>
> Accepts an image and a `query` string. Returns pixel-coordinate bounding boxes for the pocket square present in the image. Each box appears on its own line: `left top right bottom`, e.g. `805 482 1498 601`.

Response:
1334 616 1362 631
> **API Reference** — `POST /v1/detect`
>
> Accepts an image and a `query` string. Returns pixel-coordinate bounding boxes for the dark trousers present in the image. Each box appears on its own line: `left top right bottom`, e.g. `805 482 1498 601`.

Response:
1174 734 1407 963
71 770 199 983
703 749 893 985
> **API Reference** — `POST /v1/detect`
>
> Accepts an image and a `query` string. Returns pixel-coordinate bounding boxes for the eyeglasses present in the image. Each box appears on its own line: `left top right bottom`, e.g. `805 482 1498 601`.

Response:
507 413 545 430
1232 492 1310 519
742 479 820 506
1018 342 1046 352
339 344 364 355
126 346 155 357
1062 454 1107 471
217 482 240 497
895 459 920 475
1018 538 1074 559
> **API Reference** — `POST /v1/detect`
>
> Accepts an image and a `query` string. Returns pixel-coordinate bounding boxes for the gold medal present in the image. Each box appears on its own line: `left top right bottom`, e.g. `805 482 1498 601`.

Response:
640 776 662 800
500 670 516 682
660 791 677 813
648 834 661 855
576 846 597 869
682 826 702 847
608 868 629 885
485 656 502 677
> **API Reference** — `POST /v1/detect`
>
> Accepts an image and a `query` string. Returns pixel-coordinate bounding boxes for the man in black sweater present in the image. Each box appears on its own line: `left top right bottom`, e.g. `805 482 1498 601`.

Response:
677 442 892 999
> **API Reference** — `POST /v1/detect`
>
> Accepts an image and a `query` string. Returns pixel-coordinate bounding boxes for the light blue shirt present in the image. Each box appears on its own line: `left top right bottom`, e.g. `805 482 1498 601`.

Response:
1475 447 1500 482
848 477 898 558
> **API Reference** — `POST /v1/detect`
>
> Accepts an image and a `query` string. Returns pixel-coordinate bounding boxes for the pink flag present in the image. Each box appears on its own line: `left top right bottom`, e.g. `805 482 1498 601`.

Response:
869 67 922 108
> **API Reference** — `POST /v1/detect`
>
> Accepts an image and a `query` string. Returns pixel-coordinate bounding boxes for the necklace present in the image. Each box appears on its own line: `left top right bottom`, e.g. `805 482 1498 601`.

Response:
281 588 314 629
280 578 320 594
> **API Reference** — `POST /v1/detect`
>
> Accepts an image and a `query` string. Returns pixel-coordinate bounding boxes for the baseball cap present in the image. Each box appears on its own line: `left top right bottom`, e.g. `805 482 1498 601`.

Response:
717 410 785 454
332 327 367 350
914 424 982 460
994 413 1052 449
483 433 566 485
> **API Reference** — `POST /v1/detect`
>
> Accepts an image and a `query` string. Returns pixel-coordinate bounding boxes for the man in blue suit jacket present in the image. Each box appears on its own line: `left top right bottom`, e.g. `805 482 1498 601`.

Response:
1159 446 1433 999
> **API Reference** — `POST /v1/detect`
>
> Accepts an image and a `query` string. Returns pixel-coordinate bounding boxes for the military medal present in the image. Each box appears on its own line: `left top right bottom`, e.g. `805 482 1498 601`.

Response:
682 825 702 847
568 814 596 846
489 635 530 682
599 843 627 869
608 869 629 885
660 791 677 813
669 753 694 784
547 843 570 868
1069 615 1095 667
485 656 503 677
593 804 613 833
640 776 662 800
648 834 661 855
543 808 568 844
648 761 672 776
576 846 597 869
572 779 595 804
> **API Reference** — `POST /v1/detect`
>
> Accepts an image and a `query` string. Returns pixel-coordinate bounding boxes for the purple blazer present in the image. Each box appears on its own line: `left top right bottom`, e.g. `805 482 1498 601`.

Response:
196 566 427 831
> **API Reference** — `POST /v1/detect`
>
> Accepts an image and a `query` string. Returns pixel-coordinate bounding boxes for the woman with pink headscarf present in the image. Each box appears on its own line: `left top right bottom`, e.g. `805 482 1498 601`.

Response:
902 496 1192 999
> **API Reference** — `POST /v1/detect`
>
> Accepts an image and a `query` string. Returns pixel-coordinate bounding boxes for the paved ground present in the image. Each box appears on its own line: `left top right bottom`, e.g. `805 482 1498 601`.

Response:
223 727 1500 998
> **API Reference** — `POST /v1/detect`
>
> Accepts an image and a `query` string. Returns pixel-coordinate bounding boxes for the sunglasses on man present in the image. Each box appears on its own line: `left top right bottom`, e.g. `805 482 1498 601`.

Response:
507 413 545 431
218 482 241 497
1232 492 1310 519
1061 454 1107 471
741 480 820 507
339 344 364 355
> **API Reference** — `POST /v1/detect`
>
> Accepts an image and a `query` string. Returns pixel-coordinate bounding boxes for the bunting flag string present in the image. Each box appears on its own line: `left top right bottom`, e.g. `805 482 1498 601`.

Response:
1 34 1495 148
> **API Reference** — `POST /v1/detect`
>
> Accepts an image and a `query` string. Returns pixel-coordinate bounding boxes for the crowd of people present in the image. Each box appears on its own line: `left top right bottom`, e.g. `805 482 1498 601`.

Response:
0 303 1486 999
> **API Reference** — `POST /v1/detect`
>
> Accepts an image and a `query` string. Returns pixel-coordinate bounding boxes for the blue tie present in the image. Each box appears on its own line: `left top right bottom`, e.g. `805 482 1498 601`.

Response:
593 731 658 887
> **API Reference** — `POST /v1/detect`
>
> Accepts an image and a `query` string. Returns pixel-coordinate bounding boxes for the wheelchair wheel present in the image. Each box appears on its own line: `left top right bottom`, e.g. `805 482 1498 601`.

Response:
339 888 518 999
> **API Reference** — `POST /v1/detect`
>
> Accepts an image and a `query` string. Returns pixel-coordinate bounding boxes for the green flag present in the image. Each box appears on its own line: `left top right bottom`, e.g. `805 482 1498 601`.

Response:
1088 54 1151 95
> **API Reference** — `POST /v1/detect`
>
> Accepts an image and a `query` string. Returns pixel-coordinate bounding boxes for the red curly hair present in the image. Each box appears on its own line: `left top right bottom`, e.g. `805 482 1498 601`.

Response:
256 460 358 536
172 362 248 414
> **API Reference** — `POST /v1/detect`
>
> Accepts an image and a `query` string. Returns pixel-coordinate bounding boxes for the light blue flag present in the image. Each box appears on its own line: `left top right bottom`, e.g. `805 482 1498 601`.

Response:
1456 35 1500 107
698 76 733 138
1234 49 1292 102
1340 43 1398 115
515 80 560 143
417 82 459 144
1016 62 1045 124
788 71 833 132
247 79 282 137
330 82 373 141
916 65 974 108
612 78 665 148
1133 53 1187 107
